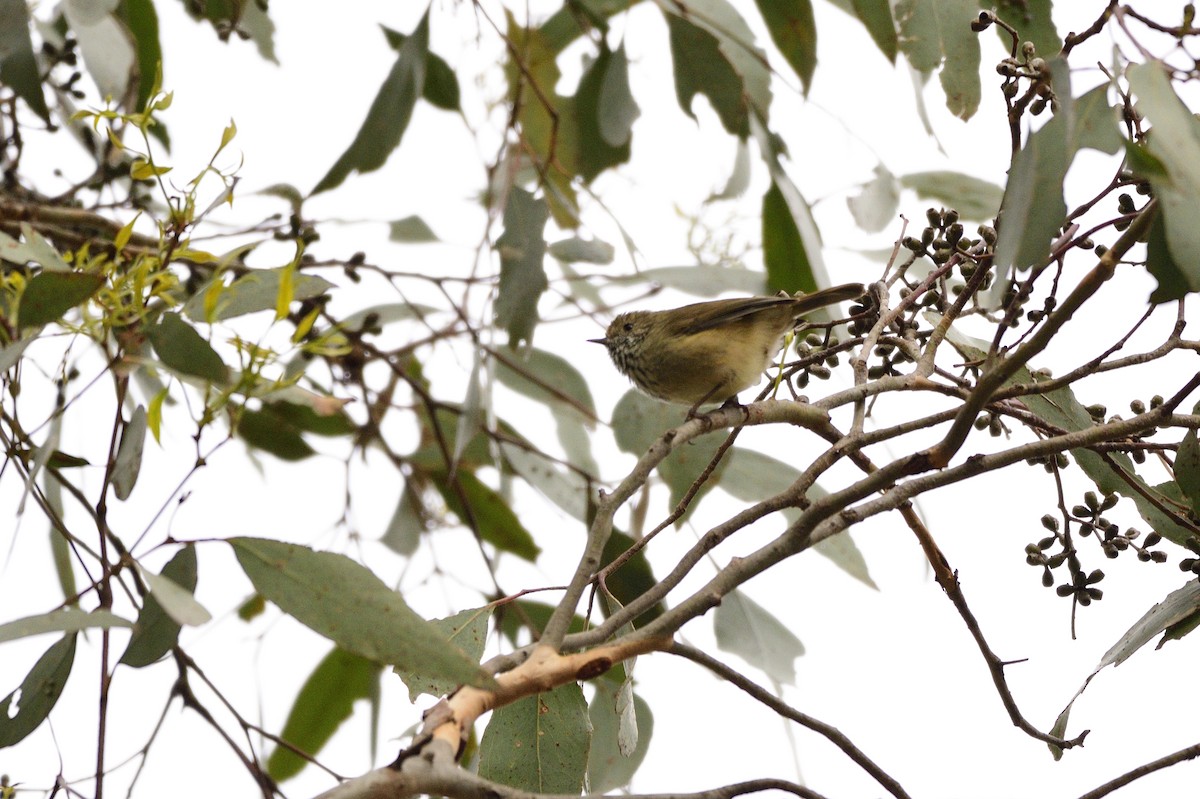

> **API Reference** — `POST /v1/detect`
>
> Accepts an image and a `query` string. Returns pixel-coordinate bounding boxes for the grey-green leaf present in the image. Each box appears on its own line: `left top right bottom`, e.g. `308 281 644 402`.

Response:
763 179 819 295
121 545 198 667
230 537 494 688
588 680 653 792
113 405 147 500
597 42 639 147
389 215 440 243
899 170 1003 220
895 0 981 120
313 10 429 193
183 267 335 322
478 682 591 793
0 608 131 643
847 164 900 233
495 188 550 347
397 606 492 701
714 588 804 685
1128 62 1200 298
0 0 50 120
0 634 76 746
547 237 615 265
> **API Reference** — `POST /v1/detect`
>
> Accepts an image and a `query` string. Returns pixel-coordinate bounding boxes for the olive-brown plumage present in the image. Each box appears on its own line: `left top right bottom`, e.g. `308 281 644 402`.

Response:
590 283 865 408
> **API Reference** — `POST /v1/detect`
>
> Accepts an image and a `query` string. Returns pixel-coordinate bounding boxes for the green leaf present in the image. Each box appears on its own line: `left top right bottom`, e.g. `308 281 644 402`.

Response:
993 94 1071 271
380 24 461 111
574 41 633 182
899 170 1004 220
494 188 550 348
1050 579 1200 758
763 180 818 295
548 236 615 265
478 682 590 793
396 606 492 701
382 480 425 556
230 537 495 688
495 347 600 473
64 0 137 104
754 0 817 93
138 564 211 627
388 215 440 243
721 447 876 588
313 10 429 193
665 12 751 136
0 608 131 643
18 271 106 329
850 0 897 62
613 389 728 518
894 0 981 120
118 0 164 114
236 405 316 461
183 267 335 322
936 315 1195 546
1128 62 1200 298
597 42 640 147
112 405 147 500
588 681 653 792
431 469 541 561
714 588 804 685
600 531 664 625
146 312 229 383
639 265 766 297
994 0 1060 60
0 634 76 746
121 545 198 667
846 164 900 233
1074 83 1122 156
1146 208 1190 304
267 647 382 782
1175 405 1200 515
496 599 587 645
499 442 591 523
0 0 50 120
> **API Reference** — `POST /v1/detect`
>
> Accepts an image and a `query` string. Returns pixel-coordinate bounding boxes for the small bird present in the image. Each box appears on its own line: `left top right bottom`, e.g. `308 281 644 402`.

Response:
590 283 865 413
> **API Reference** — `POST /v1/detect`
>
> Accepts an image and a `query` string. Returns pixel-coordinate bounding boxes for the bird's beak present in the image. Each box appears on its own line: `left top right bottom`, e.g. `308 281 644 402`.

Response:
587 337 608 345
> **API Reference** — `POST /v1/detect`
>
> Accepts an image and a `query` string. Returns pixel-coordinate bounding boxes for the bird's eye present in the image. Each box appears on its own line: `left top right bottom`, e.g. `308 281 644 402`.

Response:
623 322 634 333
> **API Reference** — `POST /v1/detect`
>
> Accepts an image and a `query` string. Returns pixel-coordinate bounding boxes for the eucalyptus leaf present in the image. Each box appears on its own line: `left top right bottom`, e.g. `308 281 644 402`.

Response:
121 546 198 667
113 405 147 500
0 0 50 119
396 606 492 700
0 634 76 746
714 588 804 685
478 683 590 793
495 188 550 347
230 537 494 688
0 608 131 643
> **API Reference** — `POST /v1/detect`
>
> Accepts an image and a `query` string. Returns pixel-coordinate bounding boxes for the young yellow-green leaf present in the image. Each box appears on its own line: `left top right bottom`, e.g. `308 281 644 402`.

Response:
147 385 168 443
121 545 198 667
112 405 147 500
396 606 492 700
145 312 229 383
275 264 295 321
0 608 131 643
494 188 549 348
431 470 540 561
714 588 805 685
18 271 105 329
478 683 590 793
130 158 172 180
218 118 237 154
229 537 494 688
0 634 76 746
313 10 428 193
0 0 50 121
113 212 141 253
754 0 817 94
267 647 382 782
